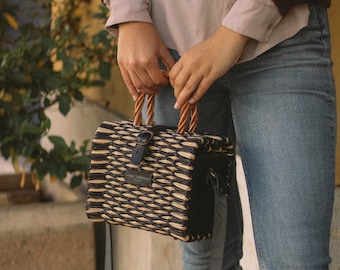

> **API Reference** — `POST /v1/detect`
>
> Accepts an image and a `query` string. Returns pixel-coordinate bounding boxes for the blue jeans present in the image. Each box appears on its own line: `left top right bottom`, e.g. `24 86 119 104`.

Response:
153 4 336 270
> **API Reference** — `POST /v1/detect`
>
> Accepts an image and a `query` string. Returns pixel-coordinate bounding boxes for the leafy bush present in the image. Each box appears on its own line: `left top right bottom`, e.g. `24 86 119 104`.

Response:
0 0 116 188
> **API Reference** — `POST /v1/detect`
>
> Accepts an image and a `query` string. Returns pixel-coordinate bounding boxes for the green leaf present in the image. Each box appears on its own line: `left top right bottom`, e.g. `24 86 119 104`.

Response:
40 116 51 135
92 5 107 20
70 174 83 189
48 162 58 176
90 80 106 87
73 89 83 101
45 75 62 90
58 93 71 116
48 135 68 150
99 61 111 80
55 163 67 179
72 155 90 166
79 139 90 154
92 13 104 19
92 30 106 45
21 119 42 136
0 144 11 159
61 58 75 77
70 140 76 152
57 50 67 61
33 162 49 181
15 73 26 84
41 37 56 50
23 142 36 157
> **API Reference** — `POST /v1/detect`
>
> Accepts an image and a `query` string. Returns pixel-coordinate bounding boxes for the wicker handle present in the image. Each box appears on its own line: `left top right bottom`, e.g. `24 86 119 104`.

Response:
133 93 198 134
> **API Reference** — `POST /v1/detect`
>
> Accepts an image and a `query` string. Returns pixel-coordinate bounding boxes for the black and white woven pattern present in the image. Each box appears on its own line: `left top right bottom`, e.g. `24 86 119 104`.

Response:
86 120 234 241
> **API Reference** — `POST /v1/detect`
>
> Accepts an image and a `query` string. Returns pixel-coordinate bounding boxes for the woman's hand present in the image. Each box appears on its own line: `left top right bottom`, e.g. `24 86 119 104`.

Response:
169 26 249 109
117 22 175 100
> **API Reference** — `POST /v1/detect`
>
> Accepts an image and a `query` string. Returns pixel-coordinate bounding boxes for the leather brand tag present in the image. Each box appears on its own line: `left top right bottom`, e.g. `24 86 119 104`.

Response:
124 168 153 187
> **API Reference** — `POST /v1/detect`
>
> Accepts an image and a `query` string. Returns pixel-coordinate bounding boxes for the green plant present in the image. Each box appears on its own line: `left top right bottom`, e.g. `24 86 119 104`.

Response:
0 0 116 188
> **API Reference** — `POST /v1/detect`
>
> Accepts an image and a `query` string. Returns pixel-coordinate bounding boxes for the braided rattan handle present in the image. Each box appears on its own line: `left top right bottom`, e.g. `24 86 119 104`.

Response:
133 94 154 126
177 102 198 134
133 93 198 134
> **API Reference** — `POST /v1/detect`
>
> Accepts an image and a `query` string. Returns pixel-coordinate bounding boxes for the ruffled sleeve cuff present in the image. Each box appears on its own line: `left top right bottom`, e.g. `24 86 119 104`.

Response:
103 0 152 36
222 0 283 42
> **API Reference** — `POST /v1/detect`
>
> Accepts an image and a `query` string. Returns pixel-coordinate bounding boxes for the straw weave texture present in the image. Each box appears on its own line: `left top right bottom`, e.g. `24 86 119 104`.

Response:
86 120 234 241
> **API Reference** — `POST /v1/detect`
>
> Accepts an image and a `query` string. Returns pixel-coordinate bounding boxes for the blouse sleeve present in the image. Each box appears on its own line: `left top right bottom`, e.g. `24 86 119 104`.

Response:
222 0 283 43
102 0 152 36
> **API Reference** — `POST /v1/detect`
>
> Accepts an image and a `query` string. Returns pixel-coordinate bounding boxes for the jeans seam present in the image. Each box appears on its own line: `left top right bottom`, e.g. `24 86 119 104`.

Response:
313 4 336 102
314 5 337 148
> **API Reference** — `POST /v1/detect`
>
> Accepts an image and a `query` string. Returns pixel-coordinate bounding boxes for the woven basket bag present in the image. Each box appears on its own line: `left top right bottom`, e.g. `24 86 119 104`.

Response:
86 94 235 242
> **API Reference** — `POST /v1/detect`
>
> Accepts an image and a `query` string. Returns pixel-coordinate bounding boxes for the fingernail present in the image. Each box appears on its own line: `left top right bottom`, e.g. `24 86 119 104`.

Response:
174 102 180 110
132 95 137 101
189 98 195 104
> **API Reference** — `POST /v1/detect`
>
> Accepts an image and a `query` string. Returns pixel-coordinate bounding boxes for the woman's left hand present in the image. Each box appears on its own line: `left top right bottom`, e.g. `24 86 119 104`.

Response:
169 26 249 109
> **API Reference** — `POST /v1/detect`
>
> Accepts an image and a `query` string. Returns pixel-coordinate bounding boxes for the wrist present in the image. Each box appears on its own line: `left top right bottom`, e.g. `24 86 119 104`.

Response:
218 26 249 48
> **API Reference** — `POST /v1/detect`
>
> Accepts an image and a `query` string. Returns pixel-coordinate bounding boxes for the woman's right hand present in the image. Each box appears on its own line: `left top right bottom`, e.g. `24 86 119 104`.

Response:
117 22 175 100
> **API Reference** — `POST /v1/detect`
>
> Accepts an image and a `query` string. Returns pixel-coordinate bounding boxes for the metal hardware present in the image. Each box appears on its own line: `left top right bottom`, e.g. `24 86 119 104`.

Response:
130 130 154 164
208 168 230 196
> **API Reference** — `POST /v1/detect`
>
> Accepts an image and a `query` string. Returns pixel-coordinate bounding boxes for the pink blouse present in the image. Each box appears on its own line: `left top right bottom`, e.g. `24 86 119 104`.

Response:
103 0 309 62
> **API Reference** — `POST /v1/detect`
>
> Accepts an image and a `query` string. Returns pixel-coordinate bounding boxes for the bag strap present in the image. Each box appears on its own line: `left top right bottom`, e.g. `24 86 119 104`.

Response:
104 222 113 270
133 93 198 134
208 169 230 270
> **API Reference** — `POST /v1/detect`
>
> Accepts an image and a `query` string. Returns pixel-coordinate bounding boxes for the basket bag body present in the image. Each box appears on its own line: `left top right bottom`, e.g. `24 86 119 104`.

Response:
86 95 235 242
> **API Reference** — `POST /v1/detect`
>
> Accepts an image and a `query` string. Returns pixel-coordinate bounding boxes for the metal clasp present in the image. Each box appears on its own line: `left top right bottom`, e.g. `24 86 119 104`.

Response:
208 168 230 196
136 130 153 146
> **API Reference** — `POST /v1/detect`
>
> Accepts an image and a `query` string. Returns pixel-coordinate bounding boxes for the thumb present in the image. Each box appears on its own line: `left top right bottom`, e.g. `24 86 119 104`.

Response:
159 47 176 71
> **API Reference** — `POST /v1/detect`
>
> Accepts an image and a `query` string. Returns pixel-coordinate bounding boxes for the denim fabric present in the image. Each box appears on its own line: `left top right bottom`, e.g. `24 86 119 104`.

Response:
152 78 244 270
152 4 336 270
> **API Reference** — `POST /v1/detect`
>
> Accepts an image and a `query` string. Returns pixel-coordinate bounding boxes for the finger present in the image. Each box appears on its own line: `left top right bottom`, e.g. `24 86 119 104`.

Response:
159 47 176 71
130 70 160 95
130 57 169 89
169 61 192 97
147 66 170 87
119 66 139 101
171 62 202 98
174 75 202 109
168 61 182 88
141 88 161 95
188 77 214 104
121 65 160 98
132 68 156 90
146 54 172 87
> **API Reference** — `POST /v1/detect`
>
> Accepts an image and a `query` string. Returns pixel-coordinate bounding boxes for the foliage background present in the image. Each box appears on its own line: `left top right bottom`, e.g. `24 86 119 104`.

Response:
0 0 116 188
